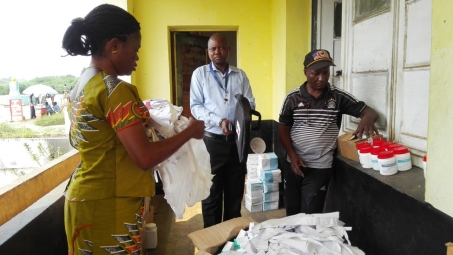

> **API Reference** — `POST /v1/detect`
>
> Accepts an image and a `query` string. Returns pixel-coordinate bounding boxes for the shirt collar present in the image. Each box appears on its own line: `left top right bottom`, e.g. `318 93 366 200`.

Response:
299 81 333 100
210 62 237 74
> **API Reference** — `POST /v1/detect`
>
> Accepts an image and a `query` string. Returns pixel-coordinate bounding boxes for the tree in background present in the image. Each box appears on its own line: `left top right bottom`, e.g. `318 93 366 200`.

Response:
0 75 78 95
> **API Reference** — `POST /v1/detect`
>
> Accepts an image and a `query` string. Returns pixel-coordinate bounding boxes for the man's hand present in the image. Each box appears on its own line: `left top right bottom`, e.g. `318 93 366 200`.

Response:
289 154 307 177
354 106 379 138
220 119 233 137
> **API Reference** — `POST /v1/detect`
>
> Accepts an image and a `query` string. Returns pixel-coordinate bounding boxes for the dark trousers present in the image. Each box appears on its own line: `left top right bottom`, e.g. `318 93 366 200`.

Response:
30 106 36 118
283 160 332 216
202 136 246 228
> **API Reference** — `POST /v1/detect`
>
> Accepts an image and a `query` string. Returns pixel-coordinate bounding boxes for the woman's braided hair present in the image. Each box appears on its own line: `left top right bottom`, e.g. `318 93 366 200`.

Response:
62 4 140 57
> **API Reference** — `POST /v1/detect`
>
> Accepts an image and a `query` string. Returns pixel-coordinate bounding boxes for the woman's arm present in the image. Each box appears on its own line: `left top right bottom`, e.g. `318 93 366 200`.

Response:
117 117 205 170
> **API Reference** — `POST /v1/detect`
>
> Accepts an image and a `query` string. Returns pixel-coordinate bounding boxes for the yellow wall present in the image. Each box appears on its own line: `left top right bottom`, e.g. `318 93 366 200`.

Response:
129 0 273 119
271 0 310 120
426 0 453 217
128 0 310 120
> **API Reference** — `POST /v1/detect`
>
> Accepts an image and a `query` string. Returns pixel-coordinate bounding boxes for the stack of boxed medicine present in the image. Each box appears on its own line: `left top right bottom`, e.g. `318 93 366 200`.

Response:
244 152 281 212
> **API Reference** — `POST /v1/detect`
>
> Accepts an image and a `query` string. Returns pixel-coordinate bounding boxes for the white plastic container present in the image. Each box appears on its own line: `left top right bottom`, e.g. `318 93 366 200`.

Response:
423 155 427 178
356 142 372 161
378 151 398 176
393 146 412 171
358 146 373 169
370 147 384 171
144 223 158 249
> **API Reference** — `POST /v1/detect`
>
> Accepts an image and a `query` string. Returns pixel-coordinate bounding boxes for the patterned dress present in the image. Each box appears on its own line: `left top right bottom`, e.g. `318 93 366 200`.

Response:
64 71 155 255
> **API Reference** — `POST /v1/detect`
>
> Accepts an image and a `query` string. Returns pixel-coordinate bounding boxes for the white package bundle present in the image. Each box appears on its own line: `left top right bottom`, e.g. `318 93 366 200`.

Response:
262 181 279 193
259 169 282 183
257 152 278 171
147 98 213 219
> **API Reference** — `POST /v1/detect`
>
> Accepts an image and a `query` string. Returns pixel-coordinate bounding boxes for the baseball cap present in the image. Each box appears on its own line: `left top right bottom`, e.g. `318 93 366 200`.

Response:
304 49 336 70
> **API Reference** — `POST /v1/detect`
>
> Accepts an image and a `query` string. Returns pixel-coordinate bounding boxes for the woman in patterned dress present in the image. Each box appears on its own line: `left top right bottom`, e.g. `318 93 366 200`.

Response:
61 4 204 255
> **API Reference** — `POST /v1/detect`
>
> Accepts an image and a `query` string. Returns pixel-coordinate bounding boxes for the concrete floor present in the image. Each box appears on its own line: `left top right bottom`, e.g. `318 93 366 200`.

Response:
147 194 286 255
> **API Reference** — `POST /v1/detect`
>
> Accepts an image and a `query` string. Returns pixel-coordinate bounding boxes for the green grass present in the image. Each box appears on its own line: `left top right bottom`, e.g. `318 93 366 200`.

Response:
34 113 65 126
0 113 66 138
0 123 37 138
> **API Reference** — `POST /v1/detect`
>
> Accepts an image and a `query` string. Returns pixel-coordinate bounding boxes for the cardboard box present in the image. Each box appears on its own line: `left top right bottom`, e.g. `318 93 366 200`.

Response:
337 132 383 162
245 179 263 197
259 169 282 183
262 182 279 193
245 193 262 204
187 216 255 255
245 201 263 212
263 201 279 211
262 191 279 202
257 152 278 170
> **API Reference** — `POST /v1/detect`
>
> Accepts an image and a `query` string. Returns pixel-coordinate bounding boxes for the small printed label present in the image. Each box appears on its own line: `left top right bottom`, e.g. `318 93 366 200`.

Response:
397 158 411 163
381 162 396 168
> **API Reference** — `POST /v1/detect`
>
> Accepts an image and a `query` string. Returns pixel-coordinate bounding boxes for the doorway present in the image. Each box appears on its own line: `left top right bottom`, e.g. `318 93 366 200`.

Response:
312 0 342 87
170 31 237 118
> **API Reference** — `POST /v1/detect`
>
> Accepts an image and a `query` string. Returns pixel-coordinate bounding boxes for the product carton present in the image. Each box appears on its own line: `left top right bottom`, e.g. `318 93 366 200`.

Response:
188 216 255 255
245 200 263 212
262 191 279 202
262 182 279 193
259 169 282 183
245 179 263 197
245 193 262 204
263 201 279 211
337 132 383 162
257 152 278 171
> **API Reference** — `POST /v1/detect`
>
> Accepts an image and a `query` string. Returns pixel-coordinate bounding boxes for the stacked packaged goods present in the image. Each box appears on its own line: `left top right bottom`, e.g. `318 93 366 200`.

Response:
244 152 281 212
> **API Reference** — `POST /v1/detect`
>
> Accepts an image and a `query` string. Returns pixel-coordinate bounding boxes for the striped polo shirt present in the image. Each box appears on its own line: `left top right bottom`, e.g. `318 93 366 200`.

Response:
279 82 366 168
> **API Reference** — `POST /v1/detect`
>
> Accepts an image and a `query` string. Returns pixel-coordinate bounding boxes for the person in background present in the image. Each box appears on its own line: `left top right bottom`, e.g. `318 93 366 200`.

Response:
52 102 61 113
190 33 256 228
40 94 47 104
29 93 36 119
279 49 379 216
61 4 205 254
45 102 54 115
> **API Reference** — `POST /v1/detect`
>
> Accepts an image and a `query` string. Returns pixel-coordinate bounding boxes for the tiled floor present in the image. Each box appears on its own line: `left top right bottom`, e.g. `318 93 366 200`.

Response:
146 194 286 255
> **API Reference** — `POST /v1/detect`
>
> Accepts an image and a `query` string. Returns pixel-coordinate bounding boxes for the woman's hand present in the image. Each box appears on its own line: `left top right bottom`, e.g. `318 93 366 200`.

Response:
187 117 205 139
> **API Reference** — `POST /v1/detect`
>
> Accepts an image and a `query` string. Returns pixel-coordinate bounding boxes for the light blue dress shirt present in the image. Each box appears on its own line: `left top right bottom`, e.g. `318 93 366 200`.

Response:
190 62 256 135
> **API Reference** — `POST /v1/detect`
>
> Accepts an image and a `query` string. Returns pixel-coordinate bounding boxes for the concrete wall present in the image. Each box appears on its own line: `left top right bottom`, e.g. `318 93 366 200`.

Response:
426 0 453 217
326 156 453 255
0 149 79 227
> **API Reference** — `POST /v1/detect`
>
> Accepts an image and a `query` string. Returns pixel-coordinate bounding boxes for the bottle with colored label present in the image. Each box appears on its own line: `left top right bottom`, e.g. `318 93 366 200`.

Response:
378 151 398 176
393 146 412 171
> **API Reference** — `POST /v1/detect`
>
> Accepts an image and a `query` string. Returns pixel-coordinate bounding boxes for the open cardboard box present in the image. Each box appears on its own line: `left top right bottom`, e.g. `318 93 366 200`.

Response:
337 132 383 162
188 216 256 255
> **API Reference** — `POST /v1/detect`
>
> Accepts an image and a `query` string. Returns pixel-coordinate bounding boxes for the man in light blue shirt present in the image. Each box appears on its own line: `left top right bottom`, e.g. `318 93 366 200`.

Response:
190 33 256 228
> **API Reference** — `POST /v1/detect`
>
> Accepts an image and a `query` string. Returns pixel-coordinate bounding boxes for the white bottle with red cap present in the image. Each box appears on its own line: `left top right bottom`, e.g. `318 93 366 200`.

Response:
370 147 385 171
358 146 373 169
393 146 412 171
378 151 398 176
423 155 427 178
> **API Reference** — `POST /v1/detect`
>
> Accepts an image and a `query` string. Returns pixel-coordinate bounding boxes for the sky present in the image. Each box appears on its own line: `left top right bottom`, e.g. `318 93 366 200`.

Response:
0 0 126 81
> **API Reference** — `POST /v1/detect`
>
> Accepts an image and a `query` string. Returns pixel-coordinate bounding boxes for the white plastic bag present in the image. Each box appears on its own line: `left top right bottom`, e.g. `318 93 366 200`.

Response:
145 98 213 219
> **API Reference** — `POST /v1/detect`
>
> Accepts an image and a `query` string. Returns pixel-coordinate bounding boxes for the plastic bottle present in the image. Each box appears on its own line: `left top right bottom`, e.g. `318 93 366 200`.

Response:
423 155 427 178
378 151 398 176
387 143 403 152
372 139 386 148
356 142 372 164
358 146 373 168
381 141 394 151
393 146 412 171
370 147 385 171
144 223 158 249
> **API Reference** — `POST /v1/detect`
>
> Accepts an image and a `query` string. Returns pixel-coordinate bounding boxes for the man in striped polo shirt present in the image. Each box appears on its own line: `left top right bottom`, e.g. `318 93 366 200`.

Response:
279 49 378 216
